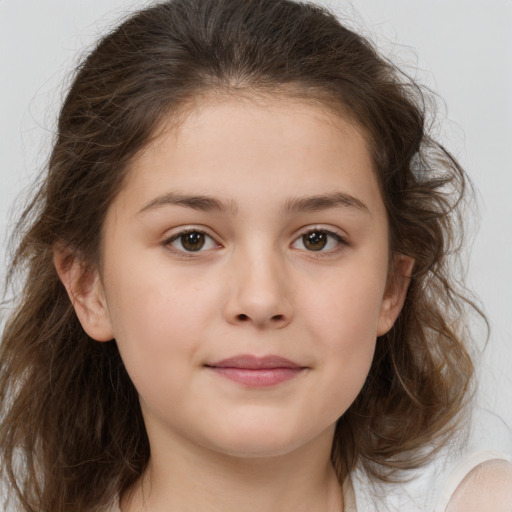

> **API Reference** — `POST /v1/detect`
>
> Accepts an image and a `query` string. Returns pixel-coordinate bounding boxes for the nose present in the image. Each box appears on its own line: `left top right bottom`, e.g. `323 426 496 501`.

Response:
223 247 294 329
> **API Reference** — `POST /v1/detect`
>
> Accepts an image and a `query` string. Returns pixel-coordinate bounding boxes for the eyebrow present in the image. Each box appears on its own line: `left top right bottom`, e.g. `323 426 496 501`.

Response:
137 191 370 216
138 192 239 215
282 192 371 215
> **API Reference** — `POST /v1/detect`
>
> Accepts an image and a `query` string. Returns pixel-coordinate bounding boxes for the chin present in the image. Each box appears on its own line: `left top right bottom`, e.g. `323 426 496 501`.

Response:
213 437 306 459
200 416 331 459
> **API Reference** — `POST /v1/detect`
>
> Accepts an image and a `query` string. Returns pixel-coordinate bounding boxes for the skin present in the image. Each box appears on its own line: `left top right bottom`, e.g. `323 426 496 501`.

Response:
56 95 413 512
446 460 512 512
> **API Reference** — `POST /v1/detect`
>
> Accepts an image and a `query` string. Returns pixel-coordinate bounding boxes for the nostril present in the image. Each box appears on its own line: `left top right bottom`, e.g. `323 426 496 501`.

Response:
233 313 289 324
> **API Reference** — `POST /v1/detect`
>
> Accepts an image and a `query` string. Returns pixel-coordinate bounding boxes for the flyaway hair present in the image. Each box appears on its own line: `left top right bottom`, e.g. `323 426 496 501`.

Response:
1 1 481 510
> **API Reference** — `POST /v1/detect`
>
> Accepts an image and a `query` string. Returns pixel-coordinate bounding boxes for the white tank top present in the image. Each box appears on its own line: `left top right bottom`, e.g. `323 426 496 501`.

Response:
347 407 512 512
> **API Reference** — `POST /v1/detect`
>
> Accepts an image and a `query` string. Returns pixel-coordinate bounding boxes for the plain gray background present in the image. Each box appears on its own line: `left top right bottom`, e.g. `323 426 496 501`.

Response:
1 0 511 440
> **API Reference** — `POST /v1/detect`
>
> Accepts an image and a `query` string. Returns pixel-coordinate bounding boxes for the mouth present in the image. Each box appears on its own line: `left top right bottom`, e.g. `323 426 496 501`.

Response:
205 355 307 387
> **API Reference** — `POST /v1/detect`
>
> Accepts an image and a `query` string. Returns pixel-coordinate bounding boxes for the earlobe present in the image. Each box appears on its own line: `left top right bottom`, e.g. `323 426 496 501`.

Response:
53 247 114 342
377 254 415 336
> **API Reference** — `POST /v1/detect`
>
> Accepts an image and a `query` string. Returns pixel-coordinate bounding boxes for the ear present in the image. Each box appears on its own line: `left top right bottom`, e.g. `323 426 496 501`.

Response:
377 254 414 337
53 247 114 342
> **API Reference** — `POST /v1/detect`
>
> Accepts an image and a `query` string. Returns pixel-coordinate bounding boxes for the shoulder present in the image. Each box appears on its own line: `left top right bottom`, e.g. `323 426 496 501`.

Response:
445 459 512 512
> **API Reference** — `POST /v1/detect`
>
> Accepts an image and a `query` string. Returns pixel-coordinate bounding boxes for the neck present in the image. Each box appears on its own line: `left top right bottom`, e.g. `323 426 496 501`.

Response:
121 427 343 512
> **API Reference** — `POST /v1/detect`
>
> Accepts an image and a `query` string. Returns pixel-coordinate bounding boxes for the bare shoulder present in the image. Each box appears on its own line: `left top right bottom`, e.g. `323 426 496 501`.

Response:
446 459 512 512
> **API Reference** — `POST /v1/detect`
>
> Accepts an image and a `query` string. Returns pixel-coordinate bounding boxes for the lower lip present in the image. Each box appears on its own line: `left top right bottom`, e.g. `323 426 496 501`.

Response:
208 367 304 387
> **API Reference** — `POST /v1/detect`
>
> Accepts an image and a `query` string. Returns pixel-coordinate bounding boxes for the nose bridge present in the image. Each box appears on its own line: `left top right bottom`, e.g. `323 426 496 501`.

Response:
225 237 293 328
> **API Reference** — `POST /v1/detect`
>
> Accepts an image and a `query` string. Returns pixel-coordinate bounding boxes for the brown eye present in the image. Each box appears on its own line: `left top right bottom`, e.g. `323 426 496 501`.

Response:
180 232 205 251
302 231 328 251
291 228 347 254
166 230 218 253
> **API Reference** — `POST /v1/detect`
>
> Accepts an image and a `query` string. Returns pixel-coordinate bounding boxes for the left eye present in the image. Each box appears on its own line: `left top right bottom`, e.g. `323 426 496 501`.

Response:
166 230 218 253
291 229 346 252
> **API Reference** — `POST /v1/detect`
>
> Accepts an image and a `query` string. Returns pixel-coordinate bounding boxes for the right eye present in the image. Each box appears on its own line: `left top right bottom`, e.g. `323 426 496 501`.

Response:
165 229 219 253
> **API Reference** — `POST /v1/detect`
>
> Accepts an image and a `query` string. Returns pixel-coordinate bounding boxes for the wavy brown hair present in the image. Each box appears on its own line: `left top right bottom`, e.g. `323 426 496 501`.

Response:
1 0 481 510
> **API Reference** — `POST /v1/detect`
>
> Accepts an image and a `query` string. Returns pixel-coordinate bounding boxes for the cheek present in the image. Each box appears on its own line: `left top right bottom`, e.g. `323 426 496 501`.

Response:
300 261 387 346
102 261 219 396
296 264 386 415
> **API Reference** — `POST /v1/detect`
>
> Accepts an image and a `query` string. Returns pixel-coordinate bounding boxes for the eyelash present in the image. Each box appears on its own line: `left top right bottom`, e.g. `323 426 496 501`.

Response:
162 226 349 257
291 227 349 256
163 228 220 257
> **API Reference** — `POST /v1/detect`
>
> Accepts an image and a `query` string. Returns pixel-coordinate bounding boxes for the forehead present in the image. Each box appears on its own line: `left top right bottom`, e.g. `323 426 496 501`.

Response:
117 94 384 218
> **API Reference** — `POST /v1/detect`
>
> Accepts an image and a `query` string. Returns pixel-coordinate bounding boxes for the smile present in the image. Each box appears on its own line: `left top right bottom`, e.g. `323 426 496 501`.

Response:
205 355 307 387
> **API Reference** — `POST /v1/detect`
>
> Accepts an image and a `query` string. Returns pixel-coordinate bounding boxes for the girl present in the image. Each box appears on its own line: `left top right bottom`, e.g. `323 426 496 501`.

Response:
1 1 511 511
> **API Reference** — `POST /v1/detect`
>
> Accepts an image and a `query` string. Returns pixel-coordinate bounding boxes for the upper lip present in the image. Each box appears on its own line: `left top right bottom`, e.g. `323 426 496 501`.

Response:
206 355 305 369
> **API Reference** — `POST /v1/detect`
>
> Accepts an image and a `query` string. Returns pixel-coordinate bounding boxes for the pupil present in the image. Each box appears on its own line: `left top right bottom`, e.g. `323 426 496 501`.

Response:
304 231 327 251
181 232 205 251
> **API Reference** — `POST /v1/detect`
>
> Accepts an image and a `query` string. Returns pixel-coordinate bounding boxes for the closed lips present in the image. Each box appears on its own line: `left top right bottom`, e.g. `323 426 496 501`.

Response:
205 355 307 387
205 355 305 370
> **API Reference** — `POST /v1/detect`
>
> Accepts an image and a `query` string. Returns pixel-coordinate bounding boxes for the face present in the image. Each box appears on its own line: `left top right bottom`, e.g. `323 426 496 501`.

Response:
65 95 410 459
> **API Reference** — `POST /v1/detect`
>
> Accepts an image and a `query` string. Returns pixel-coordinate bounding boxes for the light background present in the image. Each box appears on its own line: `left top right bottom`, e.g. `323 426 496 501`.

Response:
1 0 511 442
